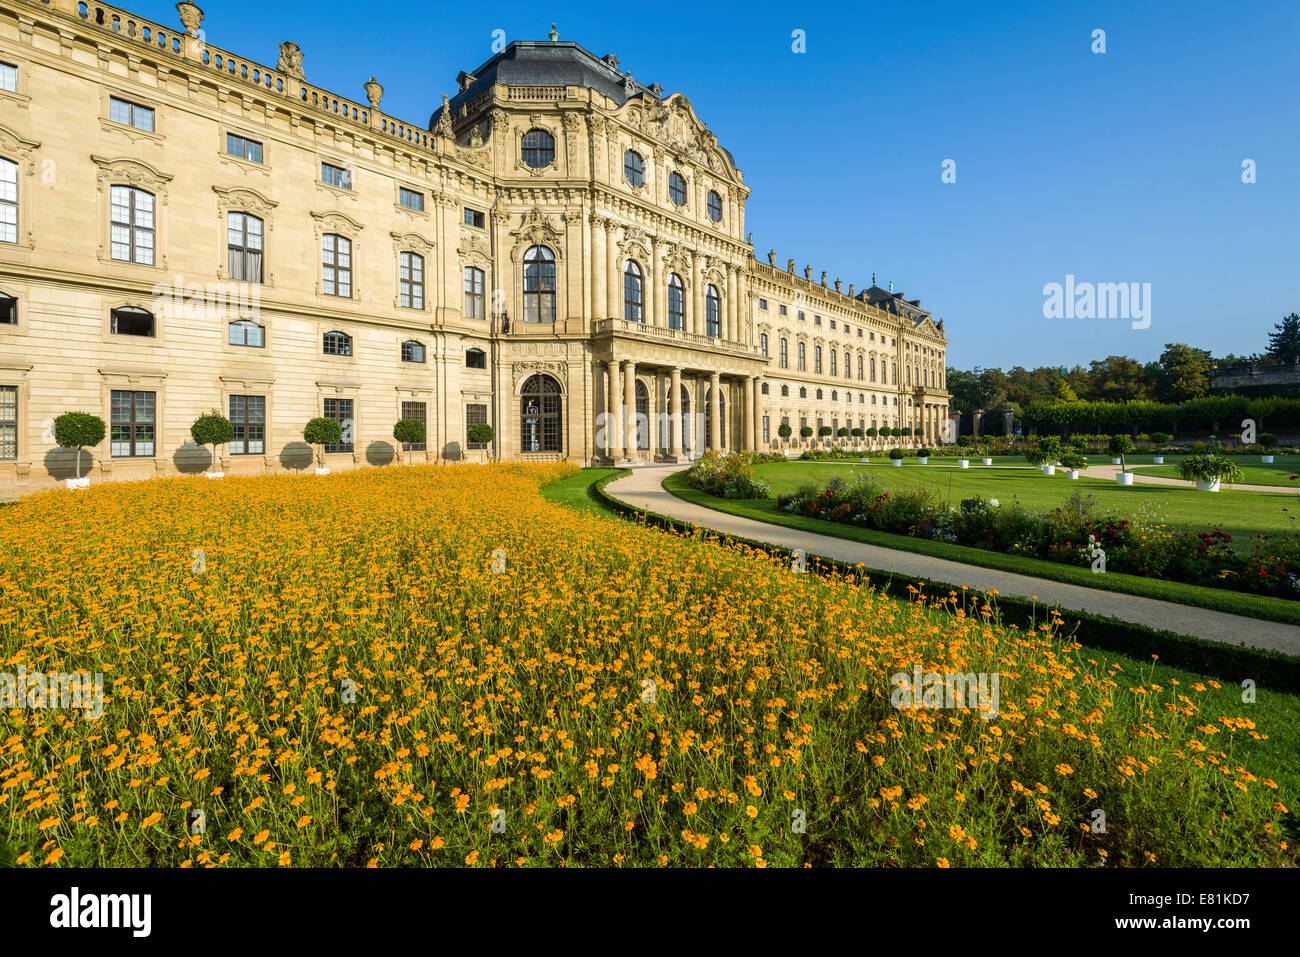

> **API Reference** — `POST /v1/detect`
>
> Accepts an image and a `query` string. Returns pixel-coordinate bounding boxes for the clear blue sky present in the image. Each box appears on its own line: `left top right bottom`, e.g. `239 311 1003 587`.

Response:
131 0 1298 370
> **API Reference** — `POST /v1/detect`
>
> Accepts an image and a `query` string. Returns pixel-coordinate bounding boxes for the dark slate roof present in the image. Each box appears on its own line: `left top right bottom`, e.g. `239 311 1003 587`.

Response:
858 284 931 320
432 41 662 128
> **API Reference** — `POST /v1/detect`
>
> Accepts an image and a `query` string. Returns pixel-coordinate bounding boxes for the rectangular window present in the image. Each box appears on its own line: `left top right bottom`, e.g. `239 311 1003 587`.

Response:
779 304 787 316
0 294 15 325
758 298 767 310
109 186 155 264
400 401 426 452
466 403 488 449
830 320 836 330
0 157 15 244
779 338 788 368
814 315 821 326
227 211 263 283
109 96 154 132
464 267 485 320
464 208 485 228
323 398 354 453
762 415 770 444
229 394 265 455
110 390 155 457
399 187 425 211
0 385 16 459
760 333 768 356
797 310 805 321
798 342 806 371
399 251 424 309
0 62 16 93
322 234 351 297
226 133 263 163
815 346 823 374
321 162 351 189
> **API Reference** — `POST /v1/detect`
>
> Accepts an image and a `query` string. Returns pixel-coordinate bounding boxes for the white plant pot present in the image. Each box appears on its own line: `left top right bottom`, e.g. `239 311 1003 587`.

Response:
891 459 903 467
958 459 969 468
65 477 90 490
1042 464 1056 475
1152 455 1164 464
1111 457 1122 465
918 456 928 465
1116 472 1134 486
314 467 331 475
1066 469 1080 480
982 457 993 465
1195 477 1221 492
1262 454 1274 463
203 472 225 479
860 457 869 463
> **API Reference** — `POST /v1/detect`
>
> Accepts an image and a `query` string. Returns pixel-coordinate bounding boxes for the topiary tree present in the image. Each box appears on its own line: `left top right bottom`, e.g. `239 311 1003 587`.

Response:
866 427 879 443
303 417 343 468
1259 432 1278 449
837 427 850 440
777 421 793 445
850 427 863 439
53 412 106 481
799 425 814 444
1026 436 1061 467
957 434 973 449
467 422 495 462
392 418 426 464
818 425 833 441
1107 433 1135 474
191 410 235 473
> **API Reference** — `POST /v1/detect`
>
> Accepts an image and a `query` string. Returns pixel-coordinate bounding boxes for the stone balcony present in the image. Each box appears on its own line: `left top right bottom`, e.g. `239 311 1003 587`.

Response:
592 318 766 362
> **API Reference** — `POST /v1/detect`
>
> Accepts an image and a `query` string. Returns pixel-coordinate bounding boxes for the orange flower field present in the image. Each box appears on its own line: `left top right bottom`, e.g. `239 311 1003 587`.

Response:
0 464 1291 867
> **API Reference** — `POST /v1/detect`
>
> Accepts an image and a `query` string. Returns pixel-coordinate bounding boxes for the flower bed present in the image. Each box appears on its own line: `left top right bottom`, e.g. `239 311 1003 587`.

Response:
777 474 1300 599
683 450 773 499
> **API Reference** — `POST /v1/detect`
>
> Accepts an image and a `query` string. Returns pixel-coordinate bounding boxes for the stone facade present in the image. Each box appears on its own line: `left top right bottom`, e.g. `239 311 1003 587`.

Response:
0 0 948 497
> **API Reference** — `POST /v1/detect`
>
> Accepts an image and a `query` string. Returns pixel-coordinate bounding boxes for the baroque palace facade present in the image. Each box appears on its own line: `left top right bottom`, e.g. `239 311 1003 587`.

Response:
0 0 950 496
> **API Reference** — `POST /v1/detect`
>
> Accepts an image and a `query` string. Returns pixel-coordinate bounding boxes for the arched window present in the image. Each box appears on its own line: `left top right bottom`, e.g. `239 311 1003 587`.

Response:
668 172 687 206
623 260 643 322
815 345 823 374
520 374 562 453
228 319 264 347
779 338 788 368
679 384 692 452
523 246 556 323
401 339 425 363
830 351 837 377
634 380 649 450
323 330 352 356
781 384 789 397
816 389 823 400
465 347 486 369
831 390 838 402
707 190 722 222
624 150 645 187
798 341 806 370
667 273 685 330
521 129 554 169
704 387 726 449
799 387 806 399
705 284 720 337
227 211 263 282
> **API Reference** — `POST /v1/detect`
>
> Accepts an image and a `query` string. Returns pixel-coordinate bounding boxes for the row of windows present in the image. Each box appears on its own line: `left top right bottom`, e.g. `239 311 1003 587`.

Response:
0 379 565 462
619 260 723 334
771 383 902 405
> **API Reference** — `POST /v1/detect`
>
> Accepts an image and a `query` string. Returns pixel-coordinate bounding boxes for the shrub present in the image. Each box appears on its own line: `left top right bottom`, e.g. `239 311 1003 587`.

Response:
1149 431 1170 444
303 417 343 467
777 422 793 441
191 411 235 470
818 426 833 439
53 412 106 480
865 427 878 439
1059 450 1088 471
888 448 904 460
393 418 427 463
957 435 973 448
800 426 814 440
1026 437 1062 467
1259 433 1278 449
1178 453 1244 485
683 449 770 499
917 447 934 457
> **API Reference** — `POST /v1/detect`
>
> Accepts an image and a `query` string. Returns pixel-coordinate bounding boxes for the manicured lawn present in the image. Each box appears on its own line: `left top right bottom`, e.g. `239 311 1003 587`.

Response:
1132 458 1300 489
752 461 1294 540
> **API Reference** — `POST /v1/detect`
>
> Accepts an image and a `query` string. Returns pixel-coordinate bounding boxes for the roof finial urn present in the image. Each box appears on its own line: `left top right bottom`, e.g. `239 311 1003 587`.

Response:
364 76 383 109
176 1 203 37
548 23 559 41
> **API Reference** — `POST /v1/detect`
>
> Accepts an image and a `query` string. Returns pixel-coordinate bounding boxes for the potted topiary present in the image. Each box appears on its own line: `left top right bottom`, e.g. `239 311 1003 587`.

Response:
777 421 792 446
888 447 904 467
865 426 878 450
1108 434 1136 485
1149 432 1169 464
1259 433 1278 464
191 410 235 478
917 446 933 464
467 422 495 463
1060 449 1088 480
53 411 105 490
1026 437 1062 475
818 425 833 448
800 425 814 448
392 417 426 465
303 416 343 474
850 426 863 451
1178 452 1243 492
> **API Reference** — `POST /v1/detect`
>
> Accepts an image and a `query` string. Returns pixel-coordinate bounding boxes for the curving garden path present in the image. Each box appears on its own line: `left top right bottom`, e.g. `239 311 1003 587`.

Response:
605 465 1300 656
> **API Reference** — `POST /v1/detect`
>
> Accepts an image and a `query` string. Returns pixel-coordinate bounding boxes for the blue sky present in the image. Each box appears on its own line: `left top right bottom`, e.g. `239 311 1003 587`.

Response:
132 0 1298 369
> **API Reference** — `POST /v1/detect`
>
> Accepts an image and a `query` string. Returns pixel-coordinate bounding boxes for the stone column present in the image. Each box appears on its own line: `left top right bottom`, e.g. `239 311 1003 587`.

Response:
606 223 621 321
644 240 657 327
606 358 623 461
753 376 763 450
726 267 738 342
591 216 606 323
742 376 755 451
669 367 683 460
692 258 705 337
623 359 637 460
709 371 722 451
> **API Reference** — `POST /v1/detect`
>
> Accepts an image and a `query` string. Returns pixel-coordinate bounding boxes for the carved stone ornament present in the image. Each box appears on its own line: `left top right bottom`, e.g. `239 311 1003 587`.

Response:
175 1 203 37
435 96 454 138
509 208 564 259
277 42 305 80
364 76 383 109
514 360 567 389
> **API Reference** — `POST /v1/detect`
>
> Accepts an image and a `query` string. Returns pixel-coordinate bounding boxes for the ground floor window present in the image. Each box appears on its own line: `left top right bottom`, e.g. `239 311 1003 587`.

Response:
635 380 649 450
762 415 769 444
401 401 426 452
520 374 562 453
110 390 155 457
0 385 16 459
323 398 354 453
465 403 489 450
229 395 265 455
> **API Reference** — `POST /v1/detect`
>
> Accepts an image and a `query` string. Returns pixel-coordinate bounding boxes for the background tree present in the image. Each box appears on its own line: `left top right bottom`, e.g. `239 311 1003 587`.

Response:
1155 343 1211 402
53 412 105 481
1086 355 1157 401
1266 312 1300 365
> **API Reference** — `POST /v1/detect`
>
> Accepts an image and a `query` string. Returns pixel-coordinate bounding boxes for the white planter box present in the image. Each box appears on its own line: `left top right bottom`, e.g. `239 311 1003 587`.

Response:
891 459 903 467
1066 469 1080 480
917 456 928 465
65 477 90 490
958 459 969 468
1195 477 1221 492
314 467 331 475
203 472 225 479
1116 472 1134 486
982 457 993 465
1152 455 1164 464
1111 457 1122 465
1042 464 1056 475
1262 454 1274 463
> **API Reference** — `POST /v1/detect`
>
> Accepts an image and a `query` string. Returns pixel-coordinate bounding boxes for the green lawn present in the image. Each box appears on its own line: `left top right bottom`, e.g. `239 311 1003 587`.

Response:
753 461 1295 540
1131 458 1300 489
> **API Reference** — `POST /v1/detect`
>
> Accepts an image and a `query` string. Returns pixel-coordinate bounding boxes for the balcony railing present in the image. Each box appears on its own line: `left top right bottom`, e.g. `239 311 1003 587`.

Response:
593 318 765 359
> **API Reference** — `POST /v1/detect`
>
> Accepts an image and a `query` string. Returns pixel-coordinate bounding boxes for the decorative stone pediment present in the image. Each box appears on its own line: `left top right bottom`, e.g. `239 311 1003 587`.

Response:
458 231 492 269
0 125 38 165
91 155 172 193
391 231 435 254
509 207 564 260
212 185 277 214
310 209 364 237
618 92 739 183
513 360 567 391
